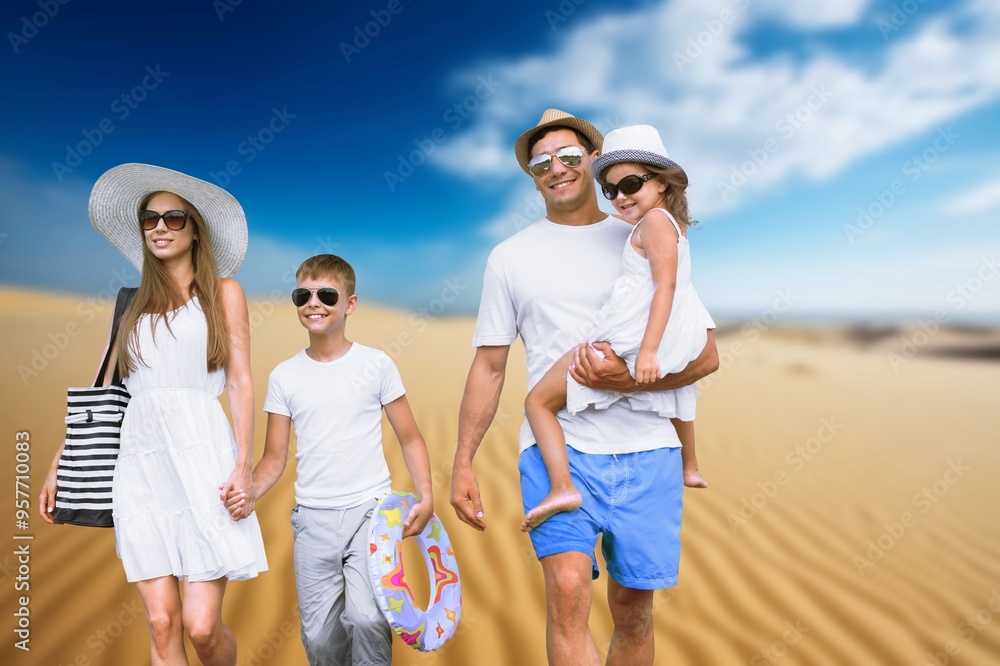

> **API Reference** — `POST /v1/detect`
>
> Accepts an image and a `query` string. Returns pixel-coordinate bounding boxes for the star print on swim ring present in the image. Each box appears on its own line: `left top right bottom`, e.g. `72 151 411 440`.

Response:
367 490 462 651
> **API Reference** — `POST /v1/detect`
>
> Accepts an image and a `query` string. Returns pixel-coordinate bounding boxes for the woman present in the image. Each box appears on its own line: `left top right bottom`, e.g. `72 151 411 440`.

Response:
40 164 267 666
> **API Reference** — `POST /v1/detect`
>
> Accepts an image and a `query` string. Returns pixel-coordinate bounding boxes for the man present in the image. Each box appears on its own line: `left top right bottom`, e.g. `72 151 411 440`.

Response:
450 109 719 665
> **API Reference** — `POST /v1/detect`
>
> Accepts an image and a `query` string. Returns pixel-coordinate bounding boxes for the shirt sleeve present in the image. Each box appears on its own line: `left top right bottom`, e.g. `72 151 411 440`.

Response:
262 366 292 416
471 258 518 347
378 353 406 405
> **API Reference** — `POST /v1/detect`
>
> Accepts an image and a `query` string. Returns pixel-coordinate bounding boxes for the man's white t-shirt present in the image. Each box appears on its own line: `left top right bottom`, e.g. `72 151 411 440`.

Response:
473 216 681 455
263 344 405 509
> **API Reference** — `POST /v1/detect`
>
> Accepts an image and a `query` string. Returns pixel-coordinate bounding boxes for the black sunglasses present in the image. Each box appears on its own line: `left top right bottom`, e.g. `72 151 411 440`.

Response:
139 210 190 231
601 173 657 200
527 146 584 177
292 287 340 307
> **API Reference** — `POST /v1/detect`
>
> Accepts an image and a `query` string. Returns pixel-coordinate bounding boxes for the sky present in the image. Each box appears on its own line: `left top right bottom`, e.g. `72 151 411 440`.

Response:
1 0 998 322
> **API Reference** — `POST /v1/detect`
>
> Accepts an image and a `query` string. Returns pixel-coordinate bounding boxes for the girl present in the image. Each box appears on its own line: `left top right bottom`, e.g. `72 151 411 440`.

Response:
523 125 714 531
40 163 267 665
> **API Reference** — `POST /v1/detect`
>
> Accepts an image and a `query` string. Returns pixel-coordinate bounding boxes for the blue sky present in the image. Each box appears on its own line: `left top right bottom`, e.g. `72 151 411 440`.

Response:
1 0 997 322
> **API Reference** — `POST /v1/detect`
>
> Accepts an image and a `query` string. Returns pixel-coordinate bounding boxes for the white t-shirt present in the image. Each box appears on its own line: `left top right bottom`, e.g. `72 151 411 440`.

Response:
263 344 405 509
473 216 681 455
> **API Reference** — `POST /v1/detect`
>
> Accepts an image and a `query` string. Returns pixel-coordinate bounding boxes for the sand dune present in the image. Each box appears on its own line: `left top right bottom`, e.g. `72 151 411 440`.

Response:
2 287 999 665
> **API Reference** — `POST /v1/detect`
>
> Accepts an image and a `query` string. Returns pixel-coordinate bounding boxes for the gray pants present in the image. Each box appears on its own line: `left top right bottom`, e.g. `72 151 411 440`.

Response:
292 501 392 666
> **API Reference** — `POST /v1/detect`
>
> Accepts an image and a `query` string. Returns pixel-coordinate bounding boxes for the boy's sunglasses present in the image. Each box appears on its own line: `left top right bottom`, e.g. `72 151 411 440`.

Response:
139 210 190 231
601 173 657 200
292 287 339 307
527 146 584 177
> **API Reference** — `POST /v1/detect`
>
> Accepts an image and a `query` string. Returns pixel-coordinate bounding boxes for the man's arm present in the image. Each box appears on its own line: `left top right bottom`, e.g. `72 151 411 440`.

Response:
568 330 719 393
450 344 510 532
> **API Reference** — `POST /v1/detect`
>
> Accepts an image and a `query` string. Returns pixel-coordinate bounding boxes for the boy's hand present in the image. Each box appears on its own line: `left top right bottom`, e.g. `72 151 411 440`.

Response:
635 350 660 385
402 498 433 539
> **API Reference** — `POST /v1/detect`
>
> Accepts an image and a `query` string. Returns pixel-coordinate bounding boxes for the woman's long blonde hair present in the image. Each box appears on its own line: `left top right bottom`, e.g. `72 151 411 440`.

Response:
116 192 229 377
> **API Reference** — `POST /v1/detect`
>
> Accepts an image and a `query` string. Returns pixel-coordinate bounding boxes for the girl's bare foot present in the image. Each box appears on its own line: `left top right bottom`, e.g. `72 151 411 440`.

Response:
684 468 709 488
521 488 582 531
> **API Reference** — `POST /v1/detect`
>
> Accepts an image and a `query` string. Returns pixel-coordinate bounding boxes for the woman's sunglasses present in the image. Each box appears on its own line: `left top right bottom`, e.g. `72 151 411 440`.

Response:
292 287 340 307
139 210 190 231
601 173 657 200
527 146 584 177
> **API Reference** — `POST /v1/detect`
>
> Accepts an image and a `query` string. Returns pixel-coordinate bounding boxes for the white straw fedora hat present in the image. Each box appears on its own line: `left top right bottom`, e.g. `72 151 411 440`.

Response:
591 125 684 180
88 163 248 278
514 108 604 174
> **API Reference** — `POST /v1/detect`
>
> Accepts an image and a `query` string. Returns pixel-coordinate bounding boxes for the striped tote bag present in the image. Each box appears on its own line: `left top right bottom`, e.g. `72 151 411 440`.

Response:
52 286 136 527
53 385 130 526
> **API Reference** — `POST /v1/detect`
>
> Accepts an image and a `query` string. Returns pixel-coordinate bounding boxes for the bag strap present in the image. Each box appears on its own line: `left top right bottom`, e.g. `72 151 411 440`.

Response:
94 287 138 388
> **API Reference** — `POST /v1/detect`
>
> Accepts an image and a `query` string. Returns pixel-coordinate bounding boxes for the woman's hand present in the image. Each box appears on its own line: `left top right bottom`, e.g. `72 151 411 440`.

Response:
403 497 433 539
38 469 59 525
224 486 255 520
219 466 253 520
635 349 661 385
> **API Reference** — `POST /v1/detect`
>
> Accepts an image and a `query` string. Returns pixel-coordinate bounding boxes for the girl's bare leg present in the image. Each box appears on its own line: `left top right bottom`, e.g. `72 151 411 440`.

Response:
672 418 708 488
523 349 582 531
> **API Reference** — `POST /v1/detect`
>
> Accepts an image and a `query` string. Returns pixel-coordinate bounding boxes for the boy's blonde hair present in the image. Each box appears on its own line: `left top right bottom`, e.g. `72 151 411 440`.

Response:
296 254 356 295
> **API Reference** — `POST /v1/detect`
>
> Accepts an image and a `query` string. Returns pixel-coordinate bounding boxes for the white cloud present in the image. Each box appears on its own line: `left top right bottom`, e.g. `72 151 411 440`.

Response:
943 179 1000 217
755 0 870 28
430 0 1000 227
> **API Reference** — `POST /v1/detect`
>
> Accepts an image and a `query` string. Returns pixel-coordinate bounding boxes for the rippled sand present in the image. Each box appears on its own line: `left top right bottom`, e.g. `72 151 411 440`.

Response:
2 288 998 665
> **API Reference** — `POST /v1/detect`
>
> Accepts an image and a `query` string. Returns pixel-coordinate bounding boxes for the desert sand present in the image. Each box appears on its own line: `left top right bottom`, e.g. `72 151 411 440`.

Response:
1 286 999 665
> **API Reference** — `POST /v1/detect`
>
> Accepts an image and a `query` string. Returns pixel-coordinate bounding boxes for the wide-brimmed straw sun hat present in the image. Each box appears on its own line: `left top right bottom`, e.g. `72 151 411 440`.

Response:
591 125 684 181
514 108 604 174
88 163 248 278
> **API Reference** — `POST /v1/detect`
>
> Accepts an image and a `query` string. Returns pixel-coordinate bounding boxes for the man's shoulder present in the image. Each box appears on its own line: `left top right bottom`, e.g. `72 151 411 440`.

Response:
489 218 547 256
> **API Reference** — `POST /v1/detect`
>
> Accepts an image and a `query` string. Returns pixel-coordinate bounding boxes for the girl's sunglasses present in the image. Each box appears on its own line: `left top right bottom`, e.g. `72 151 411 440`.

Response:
292 287 339 307
527 146 584 177
139 210 190 231
601 173 657 200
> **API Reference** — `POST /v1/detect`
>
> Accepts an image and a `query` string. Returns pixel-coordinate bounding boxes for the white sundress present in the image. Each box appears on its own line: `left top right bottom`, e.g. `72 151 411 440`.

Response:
113 297 268 583
566 209 715 420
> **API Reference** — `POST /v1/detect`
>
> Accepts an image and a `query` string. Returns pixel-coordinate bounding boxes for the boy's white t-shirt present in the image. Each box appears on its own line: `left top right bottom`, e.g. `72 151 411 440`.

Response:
473 216 681 455
263 344 405 509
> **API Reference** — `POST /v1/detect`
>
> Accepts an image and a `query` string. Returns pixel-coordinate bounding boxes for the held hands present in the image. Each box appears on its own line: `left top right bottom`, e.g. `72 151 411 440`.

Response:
403 497 433 539
220 465 254 521
635 349 661 385
224 486 255 520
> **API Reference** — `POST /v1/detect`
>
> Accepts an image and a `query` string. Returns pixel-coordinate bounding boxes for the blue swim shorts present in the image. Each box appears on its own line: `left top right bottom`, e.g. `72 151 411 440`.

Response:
518 444 683 590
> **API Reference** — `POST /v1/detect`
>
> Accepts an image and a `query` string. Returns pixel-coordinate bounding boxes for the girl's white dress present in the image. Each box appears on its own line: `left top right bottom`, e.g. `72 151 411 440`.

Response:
566 209 715 420
113 297 268 583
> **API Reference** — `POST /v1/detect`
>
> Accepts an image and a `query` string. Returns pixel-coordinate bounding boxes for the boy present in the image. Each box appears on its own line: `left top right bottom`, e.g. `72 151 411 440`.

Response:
227 254 433 665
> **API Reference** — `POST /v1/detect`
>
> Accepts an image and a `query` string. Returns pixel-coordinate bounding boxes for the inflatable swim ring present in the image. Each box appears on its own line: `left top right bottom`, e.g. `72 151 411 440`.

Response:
367 490 462 651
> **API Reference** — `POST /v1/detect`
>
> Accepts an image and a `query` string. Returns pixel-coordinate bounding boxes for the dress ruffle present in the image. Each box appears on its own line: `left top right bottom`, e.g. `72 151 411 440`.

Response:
114 299 267 583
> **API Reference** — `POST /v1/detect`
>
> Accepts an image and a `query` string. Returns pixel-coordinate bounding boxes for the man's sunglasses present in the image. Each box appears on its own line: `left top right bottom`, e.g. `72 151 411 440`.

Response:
139 210 190 231
527 146 584 177
292 287 340 307
601 173 657 200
